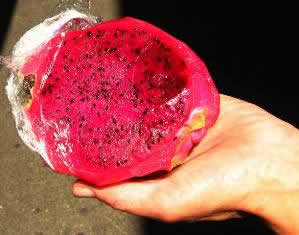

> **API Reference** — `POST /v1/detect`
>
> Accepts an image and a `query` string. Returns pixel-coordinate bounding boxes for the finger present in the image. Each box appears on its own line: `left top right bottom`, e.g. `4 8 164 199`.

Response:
72 178 167 218
198 211 242 221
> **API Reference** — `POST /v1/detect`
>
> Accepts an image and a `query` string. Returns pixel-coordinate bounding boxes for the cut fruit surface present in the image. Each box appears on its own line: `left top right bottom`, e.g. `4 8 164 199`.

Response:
6 11 219 186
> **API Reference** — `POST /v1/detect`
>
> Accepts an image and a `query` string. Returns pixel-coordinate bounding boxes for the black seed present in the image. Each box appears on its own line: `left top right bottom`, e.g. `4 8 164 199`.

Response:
73 36 78 41
92 103 96 108
81 116 86 121
171 119 175 123
133 103 137 108
117 55 127 63
148 83 155 89
142 108 149 115
173 136 177 141
112 117 117 124
127 138 131 143
116 81 120 87
88 128 93 132
66 107 70 112
47 84 54 94
134 48 141 55
69 98 75 104
107 140 111 144
104 48 116 54
66 117 71 123
110 48 117 53
126 63 133 69
120 125 125 131
157 56 162 63
86 31 92 37
119 93 124 97
64 65 70 72
97 67 105 72
79 123 83 128
56 96 61 100
96 30 104 38
159 120 165 125
116 160 121 167
105 105 108 111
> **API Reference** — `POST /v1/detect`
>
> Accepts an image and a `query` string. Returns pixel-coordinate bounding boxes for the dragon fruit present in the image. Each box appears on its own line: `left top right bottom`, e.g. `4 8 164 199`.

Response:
6 10 219 186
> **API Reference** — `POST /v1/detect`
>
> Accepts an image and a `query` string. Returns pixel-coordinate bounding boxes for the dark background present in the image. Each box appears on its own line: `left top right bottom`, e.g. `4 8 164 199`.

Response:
121 1 298 128
0 0 295 234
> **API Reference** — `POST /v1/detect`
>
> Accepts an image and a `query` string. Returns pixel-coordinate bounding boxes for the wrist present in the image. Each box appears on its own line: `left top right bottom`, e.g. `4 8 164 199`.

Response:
241 191 299 235
239 129 299 235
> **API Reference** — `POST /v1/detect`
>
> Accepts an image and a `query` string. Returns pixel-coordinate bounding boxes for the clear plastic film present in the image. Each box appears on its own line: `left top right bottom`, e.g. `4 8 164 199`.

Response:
3 1 99 169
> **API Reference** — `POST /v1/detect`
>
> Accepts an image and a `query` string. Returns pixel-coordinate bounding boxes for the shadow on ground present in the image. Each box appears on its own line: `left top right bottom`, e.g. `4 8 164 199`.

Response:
0 0 17 53
143 218 274 235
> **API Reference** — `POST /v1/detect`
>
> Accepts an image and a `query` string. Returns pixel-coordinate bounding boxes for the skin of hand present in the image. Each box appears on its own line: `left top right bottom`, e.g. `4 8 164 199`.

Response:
72 95 299 235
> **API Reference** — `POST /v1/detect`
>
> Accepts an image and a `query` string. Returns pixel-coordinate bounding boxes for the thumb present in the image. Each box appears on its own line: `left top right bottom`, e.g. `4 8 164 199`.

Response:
72 178 170 219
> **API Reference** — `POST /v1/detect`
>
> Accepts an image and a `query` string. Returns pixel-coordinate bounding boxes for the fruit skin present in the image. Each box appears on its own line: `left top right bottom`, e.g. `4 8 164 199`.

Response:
7 11 219 186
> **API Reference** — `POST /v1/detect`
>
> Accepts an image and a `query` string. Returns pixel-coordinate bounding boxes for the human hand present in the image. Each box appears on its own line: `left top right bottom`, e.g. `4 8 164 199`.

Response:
72 95 299 234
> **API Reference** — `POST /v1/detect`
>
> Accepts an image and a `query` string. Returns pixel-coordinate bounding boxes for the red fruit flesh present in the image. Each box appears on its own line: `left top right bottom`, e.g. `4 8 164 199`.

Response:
19 17 219 186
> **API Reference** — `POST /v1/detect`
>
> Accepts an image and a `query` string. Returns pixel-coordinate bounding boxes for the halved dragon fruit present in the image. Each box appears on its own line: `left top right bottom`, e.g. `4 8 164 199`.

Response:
6 10 219 186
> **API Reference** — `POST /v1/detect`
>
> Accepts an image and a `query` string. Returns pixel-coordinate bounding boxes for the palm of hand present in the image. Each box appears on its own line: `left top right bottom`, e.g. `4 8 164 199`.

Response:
73 95 299 229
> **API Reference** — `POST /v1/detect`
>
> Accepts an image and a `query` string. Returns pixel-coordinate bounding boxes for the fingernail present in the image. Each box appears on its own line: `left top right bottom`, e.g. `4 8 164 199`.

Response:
73 187 95 198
